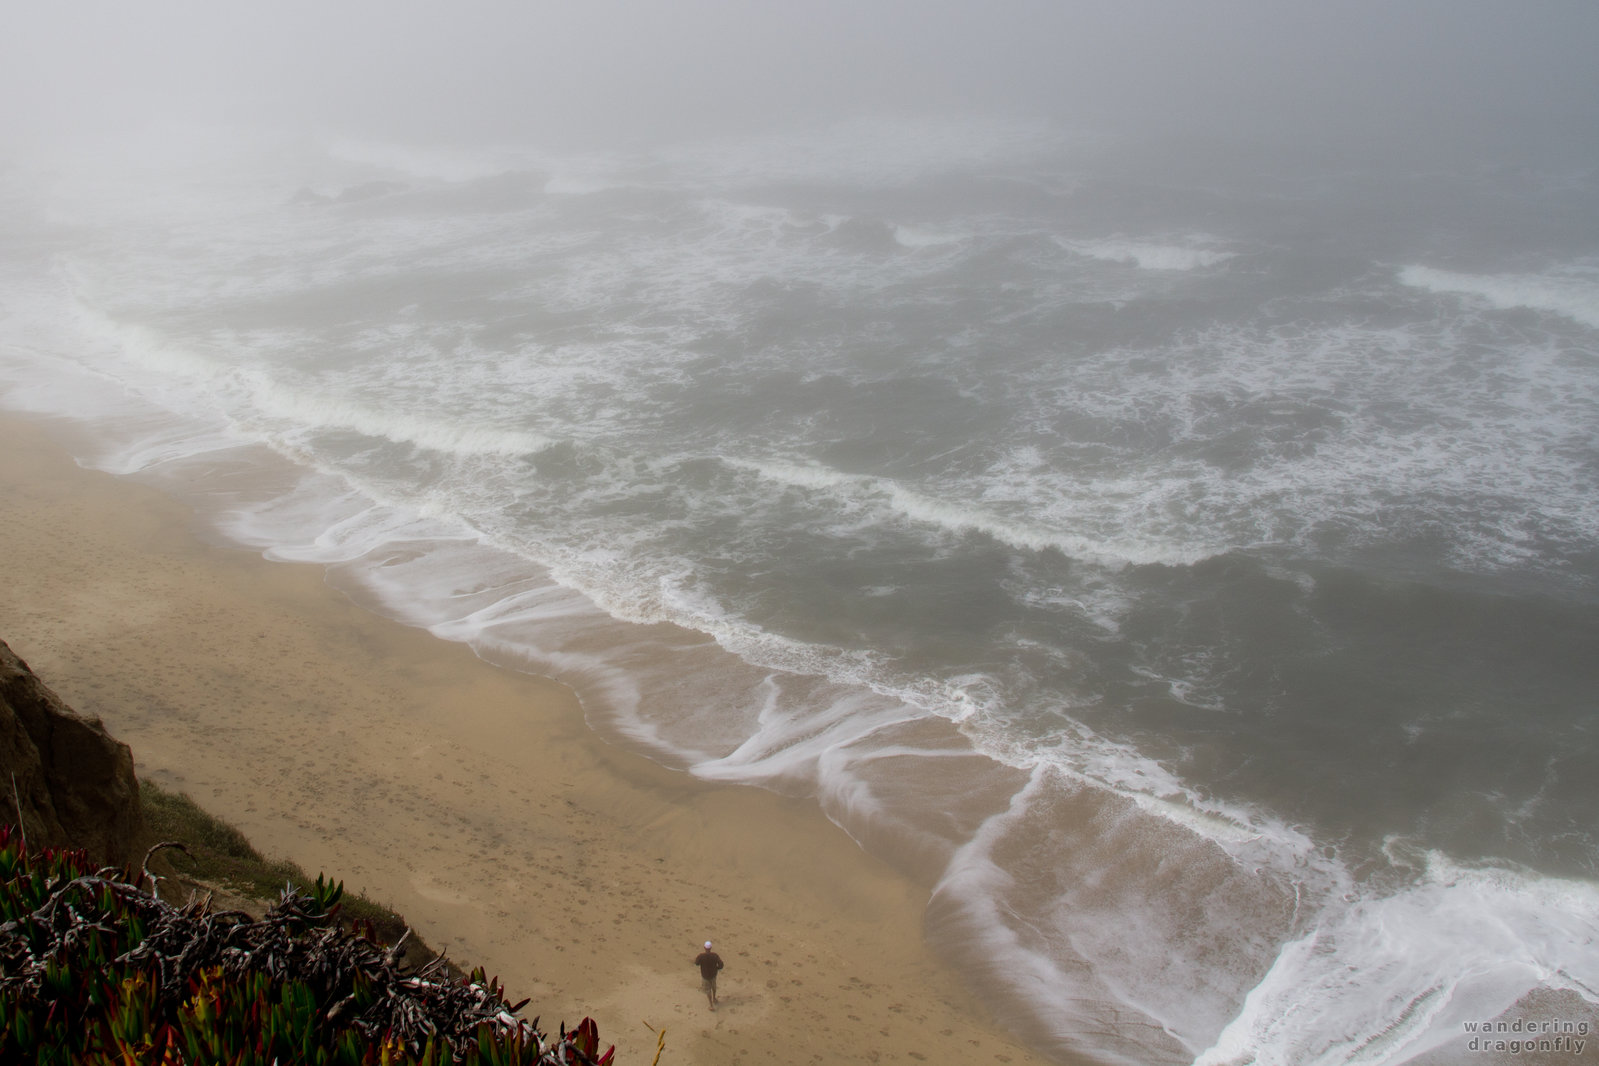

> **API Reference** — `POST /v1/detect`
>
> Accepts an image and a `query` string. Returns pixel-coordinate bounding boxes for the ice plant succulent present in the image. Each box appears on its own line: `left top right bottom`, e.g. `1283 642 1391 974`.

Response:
0 825 613 1065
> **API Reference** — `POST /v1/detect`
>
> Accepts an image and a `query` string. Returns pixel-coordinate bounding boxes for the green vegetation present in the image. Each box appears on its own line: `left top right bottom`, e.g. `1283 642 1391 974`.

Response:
0 824 615 1064
140 780 422 955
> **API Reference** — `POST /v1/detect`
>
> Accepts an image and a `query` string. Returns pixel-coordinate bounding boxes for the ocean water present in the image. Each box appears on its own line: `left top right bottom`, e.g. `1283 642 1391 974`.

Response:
3 117 1598 1064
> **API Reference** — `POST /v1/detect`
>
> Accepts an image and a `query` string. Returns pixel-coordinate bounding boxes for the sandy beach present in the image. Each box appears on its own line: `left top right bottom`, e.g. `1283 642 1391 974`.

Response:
0 411 1048 1066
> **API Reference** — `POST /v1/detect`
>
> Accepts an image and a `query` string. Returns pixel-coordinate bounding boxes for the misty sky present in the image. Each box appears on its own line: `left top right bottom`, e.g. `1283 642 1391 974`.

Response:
4 1 1598 163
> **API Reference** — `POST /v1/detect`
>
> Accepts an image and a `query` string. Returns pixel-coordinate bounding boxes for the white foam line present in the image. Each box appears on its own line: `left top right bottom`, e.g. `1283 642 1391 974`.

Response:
1060 236 1236 271
245 373 553 457
725 456 1215 568
1197 852 1599 1065
1400 263 1599 330
931 765 1197 1065
694 688 915 783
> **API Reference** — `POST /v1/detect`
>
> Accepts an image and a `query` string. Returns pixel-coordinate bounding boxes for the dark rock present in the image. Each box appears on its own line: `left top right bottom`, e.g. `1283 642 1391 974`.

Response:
0 639 141 867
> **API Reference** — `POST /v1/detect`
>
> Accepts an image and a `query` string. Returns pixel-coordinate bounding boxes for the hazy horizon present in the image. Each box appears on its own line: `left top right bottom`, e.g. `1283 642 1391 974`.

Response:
6 1 1599 166
5 4 1599 1062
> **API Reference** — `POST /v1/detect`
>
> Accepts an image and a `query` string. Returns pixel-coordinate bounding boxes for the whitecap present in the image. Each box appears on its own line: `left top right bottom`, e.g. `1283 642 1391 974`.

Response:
1399 263 1599 330
1062 236 1236 270
242 374 552 458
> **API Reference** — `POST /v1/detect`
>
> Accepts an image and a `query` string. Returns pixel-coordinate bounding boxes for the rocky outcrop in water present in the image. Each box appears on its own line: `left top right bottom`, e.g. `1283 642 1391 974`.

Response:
0 639 140 866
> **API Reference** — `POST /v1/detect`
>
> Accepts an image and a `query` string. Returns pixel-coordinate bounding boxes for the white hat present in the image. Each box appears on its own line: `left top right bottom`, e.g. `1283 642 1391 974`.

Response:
704 941 713 950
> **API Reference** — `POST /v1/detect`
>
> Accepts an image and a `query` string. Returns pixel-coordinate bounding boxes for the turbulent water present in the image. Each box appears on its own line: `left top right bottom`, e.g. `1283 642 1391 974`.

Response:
3 118 1598 1064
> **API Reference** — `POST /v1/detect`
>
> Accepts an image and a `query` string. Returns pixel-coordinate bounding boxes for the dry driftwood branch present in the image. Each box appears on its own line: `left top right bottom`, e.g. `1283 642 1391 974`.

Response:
1 862 609 1063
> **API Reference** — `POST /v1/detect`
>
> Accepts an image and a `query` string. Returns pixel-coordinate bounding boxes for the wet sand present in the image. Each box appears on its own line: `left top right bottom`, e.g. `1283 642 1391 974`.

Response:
0 412 1048 1066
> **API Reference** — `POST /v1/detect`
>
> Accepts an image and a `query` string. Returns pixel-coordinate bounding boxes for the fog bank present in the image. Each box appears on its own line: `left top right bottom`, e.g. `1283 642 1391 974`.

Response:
5 1 1598 165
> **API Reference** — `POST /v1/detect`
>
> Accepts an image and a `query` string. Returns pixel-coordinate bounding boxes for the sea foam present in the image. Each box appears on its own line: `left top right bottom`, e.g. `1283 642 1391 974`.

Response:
1195 851 1599 1065
1062 236 1236 271
7 121 1598 1066
1400 263 1599 330
726 457 1216 567
243 375 553 458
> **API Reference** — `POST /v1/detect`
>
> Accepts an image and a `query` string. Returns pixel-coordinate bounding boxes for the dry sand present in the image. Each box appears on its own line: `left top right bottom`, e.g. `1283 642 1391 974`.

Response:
0 412 1049 1066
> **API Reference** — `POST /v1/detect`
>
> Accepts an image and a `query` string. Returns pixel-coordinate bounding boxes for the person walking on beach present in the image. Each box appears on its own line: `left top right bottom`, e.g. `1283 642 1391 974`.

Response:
694 940 724 1010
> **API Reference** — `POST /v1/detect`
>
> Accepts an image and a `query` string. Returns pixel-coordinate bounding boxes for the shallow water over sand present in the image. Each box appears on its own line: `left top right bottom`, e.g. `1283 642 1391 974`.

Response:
3 118 1598 1063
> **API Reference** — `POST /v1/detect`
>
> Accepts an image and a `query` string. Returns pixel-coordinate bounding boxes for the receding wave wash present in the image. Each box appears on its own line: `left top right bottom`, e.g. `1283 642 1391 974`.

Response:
3 5 1598 1060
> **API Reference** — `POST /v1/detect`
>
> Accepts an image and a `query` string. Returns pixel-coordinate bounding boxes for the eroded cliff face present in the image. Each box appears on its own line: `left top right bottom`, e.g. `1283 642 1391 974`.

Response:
0 639 141 867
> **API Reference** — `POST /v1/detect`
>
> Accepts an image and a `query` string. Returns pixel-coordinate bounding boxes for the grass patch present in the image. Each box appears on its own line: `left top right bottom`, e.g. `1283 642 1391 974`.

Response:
139 783 302 898
138 779 454 974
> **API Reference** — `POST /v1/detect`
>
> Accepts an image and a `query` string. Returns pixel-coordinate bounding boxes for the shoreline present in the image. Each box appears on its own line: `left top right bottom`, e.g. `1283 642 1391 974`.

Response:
0 410 1050 1066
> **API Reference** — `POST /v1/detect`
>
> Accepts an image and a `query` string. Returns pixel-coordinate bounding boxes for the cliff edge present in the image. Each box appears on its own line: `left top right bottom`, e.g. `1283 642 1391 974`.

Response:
0 638 141 866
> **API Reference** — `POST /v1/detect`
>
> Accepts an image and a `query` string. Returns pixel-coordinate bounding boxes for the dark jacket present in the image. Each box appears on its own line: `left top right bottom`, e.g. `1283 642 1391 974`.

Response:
695 951 724 980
